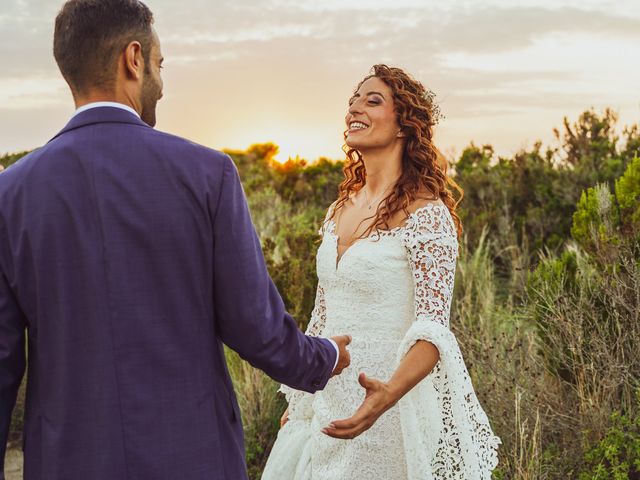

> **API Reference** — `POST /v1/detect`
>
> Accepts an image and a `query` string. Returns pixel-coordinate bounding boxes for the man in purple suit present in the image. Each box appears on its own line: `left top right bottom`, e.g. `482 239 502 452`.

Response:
0 1 351 478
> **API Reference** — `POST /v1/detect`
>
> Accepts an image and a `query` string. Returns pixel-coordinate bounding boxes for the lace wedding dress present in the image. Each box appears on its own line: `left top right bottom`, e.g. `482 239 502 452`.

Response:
262 202 500 479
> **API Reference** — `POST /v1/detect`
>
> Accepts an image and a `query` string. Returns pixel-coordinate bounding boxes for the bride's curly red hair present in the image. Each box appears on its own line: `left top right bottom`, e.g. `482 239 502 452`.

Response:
331 64 463 238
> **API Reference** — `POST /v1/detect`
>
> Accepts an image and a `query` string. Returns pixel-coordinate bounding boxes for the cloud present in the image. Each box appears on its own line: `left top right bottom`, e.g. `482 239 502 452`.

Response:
1 0 638 158
439 6 640 53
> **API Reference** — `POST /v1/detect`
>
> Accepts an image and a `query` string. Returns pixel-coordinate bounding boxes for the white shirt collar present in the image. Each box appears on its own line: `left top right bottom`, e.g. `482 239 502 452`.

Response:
72 101 140 119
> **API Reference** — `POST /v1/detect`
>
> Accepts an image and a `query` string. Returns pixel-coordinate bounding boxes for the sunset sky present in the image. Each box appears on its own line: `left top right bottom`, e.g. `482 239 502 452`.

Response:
1 0 639 162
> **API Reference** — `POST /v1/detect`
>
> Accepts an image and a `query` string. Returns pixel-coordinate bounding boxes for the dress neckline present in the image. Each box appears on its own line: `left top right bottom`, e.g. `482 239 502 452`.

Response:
326 202 448 270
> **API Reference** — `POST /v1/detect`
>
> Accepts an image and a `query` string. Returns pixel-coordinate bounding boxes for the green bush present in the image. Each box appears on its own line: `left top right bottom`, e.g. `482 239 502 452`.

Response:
0 151 30 170
571 184 620 255
524 154 640 476
571 156 640 257
579 395 640 480
615 155 640 239
527 158 640 402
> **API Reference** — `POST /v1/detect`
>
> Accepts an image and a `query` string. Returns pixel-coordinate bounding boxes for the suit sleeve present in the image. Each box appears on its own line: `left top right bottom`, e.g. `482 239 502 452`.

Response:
210 155 336 393
0 270 27 471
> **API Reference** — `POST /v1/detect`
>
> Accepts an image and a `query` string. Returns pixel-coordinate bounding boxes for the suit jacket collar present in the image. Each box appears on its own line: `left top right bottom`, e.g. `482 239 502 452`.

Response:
49 106 151 143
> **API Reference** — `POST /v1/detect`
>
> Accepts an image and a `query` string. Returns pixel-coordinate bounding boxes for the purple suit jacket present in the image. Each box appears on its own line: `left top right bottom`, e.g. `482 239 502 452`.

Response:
0 107 336 479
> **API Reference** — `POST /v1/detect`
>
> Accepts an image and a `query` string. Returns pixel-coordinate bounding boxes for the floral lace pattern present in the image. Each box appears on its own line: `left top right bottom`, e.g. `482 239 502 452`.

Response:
277 283 327 420
265 203 500 480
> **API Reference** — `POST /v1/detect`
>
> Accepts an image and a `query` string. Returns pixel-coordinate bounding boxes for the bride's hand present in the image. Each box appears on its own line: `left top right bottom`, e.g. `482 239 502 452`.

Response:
321 373 397 440
280 407 289 428
322 340 439 439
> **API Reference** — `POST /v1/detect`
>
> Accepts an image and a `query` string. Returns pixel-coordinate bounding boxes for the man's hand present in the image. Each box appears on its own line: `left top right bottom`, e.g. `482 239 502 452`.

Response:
330 335 351 376
321 372 397 439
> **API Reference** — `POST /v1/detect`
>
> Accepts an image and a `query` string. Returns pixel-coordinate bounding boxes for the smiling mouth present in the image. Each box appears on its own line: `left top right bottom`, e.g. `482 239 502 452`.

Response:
348 121 369 132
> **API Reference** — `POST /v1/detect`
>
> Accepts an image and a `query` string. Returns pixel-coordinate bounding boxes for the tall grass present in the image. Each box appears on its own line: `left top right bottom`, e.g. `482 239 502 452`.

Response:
225 349 283 479
452 228 552 478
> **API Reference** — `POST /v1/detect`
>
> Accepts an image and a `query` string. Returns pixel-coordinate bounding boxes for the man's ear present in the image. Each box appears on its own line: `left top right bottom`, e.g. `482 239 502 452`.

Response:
123 41 144 80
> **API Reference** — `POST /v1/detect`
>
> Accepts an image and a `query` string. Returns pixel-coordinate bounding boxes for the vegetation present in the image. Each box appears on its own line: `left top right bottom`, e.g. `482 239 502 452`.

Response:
579 393 640 480
4 108 639 478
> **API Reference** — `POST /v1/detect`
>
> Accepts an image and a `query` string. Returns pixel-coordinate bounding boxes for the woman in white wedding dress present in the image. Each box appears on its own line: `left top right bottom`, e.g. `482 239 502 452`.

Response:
262 65 500 479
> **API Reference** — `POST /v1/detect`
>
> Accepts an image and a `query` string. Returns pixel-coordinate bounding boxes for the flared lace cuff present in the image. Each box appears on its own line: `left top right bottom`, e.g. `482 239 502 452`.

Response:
276 280 328 421
278 383 293 400
396 320 501 479
278 383 315 421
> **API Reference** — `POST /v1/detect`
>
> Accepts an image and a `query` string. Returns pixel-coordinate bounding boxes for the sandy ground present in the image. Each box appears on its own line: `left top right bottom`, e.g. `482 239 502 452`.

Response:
4 449 23 480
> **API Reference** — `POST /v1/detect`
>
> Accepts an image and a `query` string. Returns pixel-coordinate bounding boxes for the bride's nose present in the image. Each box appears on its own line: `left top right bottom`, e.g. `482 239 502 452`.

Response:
348 101 363 116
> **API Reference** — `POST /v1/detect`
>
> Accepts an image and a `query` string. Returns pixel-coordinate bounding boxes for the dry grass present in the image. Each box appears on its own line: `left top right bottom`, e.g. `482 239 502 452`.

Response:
452 227 639 478
225 349 284 479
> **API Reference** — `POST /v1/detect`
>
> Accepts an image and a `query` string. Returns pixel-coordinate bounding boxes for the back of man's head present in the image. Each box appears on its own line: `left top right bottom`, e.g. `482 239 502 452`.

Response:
54 0 154 97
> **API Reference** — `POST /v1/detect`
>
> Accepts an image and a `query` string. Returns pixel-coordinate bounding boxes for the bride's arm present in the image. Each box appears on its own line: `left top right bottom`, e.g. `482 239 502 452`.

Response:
322 339 440 439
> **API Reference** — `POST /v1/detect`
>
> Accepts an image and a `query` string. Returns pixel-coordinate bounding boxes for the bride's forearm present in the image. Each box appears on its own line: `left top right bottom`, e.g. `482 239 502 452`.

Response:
386 340 440 404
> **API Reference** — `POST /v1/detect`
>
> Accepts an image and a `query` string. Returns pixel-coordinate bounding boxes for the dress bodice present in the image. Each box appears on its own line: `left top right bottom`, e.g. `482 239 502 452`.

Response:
310 202 459 341
317 229 415 340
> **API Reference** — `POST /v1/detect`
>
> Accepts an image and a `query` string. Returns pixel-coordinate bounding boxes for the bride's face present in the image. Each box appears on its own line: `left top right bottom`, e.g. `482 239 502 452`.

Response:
344 76 404 151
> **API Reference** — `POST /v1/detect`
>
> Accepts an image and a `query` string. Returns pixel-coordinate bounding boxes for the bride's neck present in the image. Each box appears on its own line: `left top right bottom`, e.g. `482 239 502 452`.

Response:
361 150 402 197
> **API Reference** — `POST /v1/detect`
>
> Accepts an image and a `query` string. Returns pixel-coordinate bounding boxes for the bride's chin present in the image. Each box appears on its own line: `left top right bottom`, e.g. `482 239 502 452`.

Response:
345 138 365 150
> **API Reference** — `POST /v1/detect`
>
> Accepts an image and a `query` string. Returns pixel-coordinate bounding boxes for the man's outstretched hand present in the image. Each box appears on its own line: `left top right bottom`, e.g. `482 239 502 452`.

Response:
330 335 351 376
321 372 397 439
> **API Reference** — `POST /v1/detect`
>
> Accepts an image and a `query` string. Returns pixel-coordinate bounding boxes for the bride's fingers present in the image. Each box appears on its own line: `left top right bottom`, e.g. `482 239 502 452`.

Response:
322 403 377 438
358 372 379 389
279 407 290 428
325 404 373 431
323 427 362 439
322 415 374 439
327 415 360 431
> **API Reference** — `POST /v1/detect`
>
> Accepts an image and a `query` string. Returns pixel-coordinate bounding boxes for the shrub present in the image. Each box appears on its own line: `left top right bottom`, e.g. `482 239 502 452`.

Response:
225 349 284 480
0 151 30 170
579 394 640 480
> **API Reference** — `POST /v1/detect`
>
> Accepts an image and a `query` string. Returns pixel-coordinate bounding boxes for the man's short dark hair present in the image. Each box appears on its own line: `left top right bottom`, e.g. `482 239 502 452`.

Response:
54 0 154 95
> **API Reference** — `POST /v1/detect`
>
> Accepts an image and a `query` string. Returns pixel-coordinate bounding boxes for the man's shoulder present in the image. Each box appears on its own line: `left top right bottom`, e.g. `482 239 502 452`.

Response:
0 147 44 186
148 129 229 161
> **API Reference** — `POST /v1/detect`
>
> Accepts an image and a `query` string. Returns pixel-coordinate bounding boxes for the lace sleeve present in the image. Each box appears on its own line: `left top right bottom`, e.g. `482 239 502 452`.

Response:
277 283 327 410
302 201 336 338
304 284 327 337
396 204 500 478
277 205 333 412
405 232 457 328
401 203 458 330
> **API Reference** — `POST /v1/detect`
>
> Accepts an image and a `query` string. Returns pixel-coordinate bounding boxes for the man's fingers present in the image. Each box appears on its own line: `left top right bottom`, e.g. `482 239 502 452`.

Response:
330 334 352 376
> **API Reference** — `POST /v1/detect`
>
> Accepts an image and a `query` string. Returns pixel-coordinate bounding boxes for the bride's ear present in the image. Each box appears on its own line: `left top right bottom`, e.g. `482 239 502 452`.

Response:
397 129 407 138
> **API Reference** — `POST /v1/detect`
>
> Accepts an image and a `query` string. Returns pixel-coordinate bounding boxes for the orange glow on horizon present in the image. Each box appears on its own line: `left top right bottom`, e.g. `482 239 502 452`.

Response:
272 143 309 164
217 121 345 166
